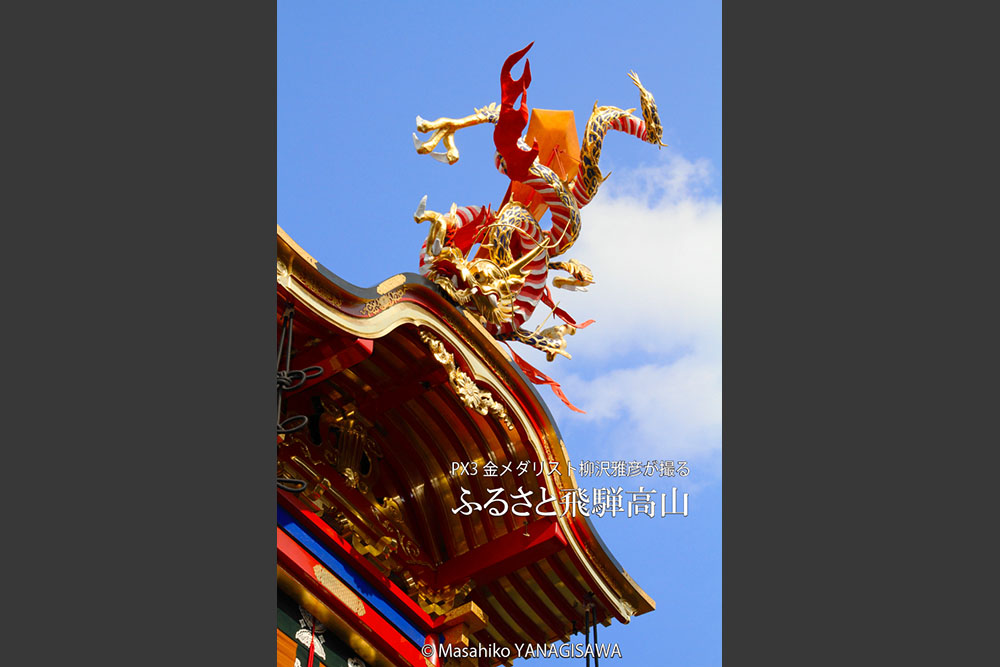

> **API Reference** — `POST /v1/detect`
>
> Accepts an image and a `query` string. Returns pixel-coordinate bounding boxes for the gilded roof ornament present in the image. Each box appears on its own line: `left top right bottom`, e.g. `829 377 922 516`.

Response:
411 43 666 410
419 329 514 431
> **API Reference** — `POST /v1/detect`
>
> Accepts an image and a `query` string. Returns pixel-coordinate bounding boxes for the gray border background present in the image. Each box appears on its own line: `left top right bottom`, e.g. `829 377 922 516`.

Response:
7 4 275 663
10 2 957 664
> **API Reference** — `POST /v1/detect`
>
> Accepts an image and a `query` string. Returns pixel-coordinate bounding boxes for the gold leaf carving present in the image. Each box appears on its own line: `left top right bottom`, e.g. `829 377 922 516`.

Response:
360 287 406 316
312 564 366 617
419 330 514 430
376 273 406 295
404 575 475 615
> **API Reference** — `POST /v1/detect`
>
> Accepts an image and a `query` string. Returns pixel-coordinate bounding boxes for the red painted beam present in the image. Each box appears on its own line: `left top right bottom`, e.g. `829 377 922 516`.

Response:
527 562 582 631
486 580 548 645
547 550 614 625
277 490 435 633
286 337 374 396
507 570 569 640
278 527 428 667
433 518 567 590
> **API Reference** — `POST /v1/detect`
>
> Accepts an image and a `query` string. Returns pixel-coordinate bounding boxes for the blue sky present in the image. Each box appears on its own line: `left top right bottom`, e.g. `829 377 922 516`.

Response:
279 2 720 665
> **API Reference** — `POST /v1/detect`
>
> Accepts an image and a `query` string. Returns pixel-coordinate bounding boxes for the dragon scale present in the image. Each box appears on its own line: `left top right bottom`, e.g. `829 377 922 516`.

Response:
412 44 666 365
572 107 654 207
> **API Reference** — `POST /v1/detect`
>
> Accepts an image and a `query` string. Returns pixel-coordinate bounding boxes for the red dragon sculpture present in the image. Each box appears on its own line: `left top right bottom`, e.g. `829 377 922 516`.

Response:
412 43 666 410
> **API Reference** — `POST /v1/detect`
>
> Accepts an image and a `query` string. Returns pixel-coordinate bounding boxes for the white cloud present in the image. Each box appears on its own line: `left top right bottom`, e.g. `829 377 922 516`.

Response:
519 153 722 465
557 355 721 461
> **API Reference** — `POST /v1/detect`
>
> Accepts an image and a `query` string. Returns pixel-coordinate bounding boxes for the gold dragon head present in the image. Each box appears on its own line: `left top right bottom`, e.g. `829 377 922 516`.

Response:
426 242 546 326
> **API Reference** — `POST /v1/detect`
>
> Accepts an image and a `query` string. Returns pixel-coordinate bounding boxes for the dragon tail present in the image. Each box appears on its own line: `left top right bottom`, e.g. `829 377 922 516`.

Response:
570 72 666 207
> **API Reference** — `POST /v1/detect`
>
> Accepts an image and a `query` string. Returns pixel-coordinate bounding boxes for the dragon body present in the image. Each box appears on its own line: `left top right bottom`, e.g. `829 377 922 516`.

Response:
413 43 666 365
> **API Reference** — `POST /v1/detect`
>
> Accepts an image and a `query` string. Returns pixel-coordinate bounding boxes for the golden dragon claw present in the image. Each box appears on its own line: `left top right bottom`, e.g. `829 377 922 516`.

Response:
550 259 595 291
412 104 501 165
538 324 577 361
414 197 459 256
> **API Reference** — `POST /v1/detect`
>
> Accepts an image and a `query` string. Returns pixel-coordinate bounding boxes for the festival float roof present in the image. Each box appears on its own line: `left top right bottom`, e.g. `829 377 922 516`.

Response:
277 225 653 665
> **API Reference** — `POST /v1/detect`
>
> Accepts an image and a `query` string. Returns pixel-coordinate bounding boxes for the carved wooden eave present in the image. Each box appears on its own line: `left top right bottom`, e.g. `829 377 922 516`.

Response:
277 225 654 660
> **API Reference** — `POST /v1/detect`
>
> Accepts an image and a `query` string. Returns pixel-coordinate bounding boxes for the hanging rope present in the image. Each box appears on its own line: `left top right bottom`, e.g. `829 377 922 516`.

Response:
277 304 324 433
592 597 599 667
307 615 316 667
276 479 308 493
582 592 601 667
277 303 323 493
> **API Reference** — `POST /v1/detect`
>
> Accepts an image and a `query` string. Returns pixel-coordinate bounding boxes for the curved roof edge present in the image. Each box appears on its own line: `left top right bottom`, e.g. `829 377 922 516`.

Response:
278 225 654 623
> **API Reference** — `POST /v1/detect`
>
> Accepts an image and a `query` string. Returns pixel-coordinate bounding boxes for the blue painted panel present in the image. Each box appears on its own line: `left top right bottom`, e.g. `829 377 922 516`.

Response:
277 505 425 646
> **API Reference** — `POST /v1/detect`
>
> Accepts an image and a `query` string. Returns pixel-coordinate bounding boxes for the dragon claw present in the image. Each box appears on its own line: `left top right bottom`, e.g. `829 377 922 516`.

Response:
413 105 500 165
413 52 669 367
538 324 577 361
414 194 427 221
550 259 595 292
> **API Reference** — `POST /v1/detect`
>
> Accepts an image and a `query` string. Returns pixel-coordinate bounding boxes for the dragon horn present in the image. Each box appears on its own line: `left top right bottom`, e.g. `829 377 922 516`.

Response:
500 42 534 105
505 241 547 277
